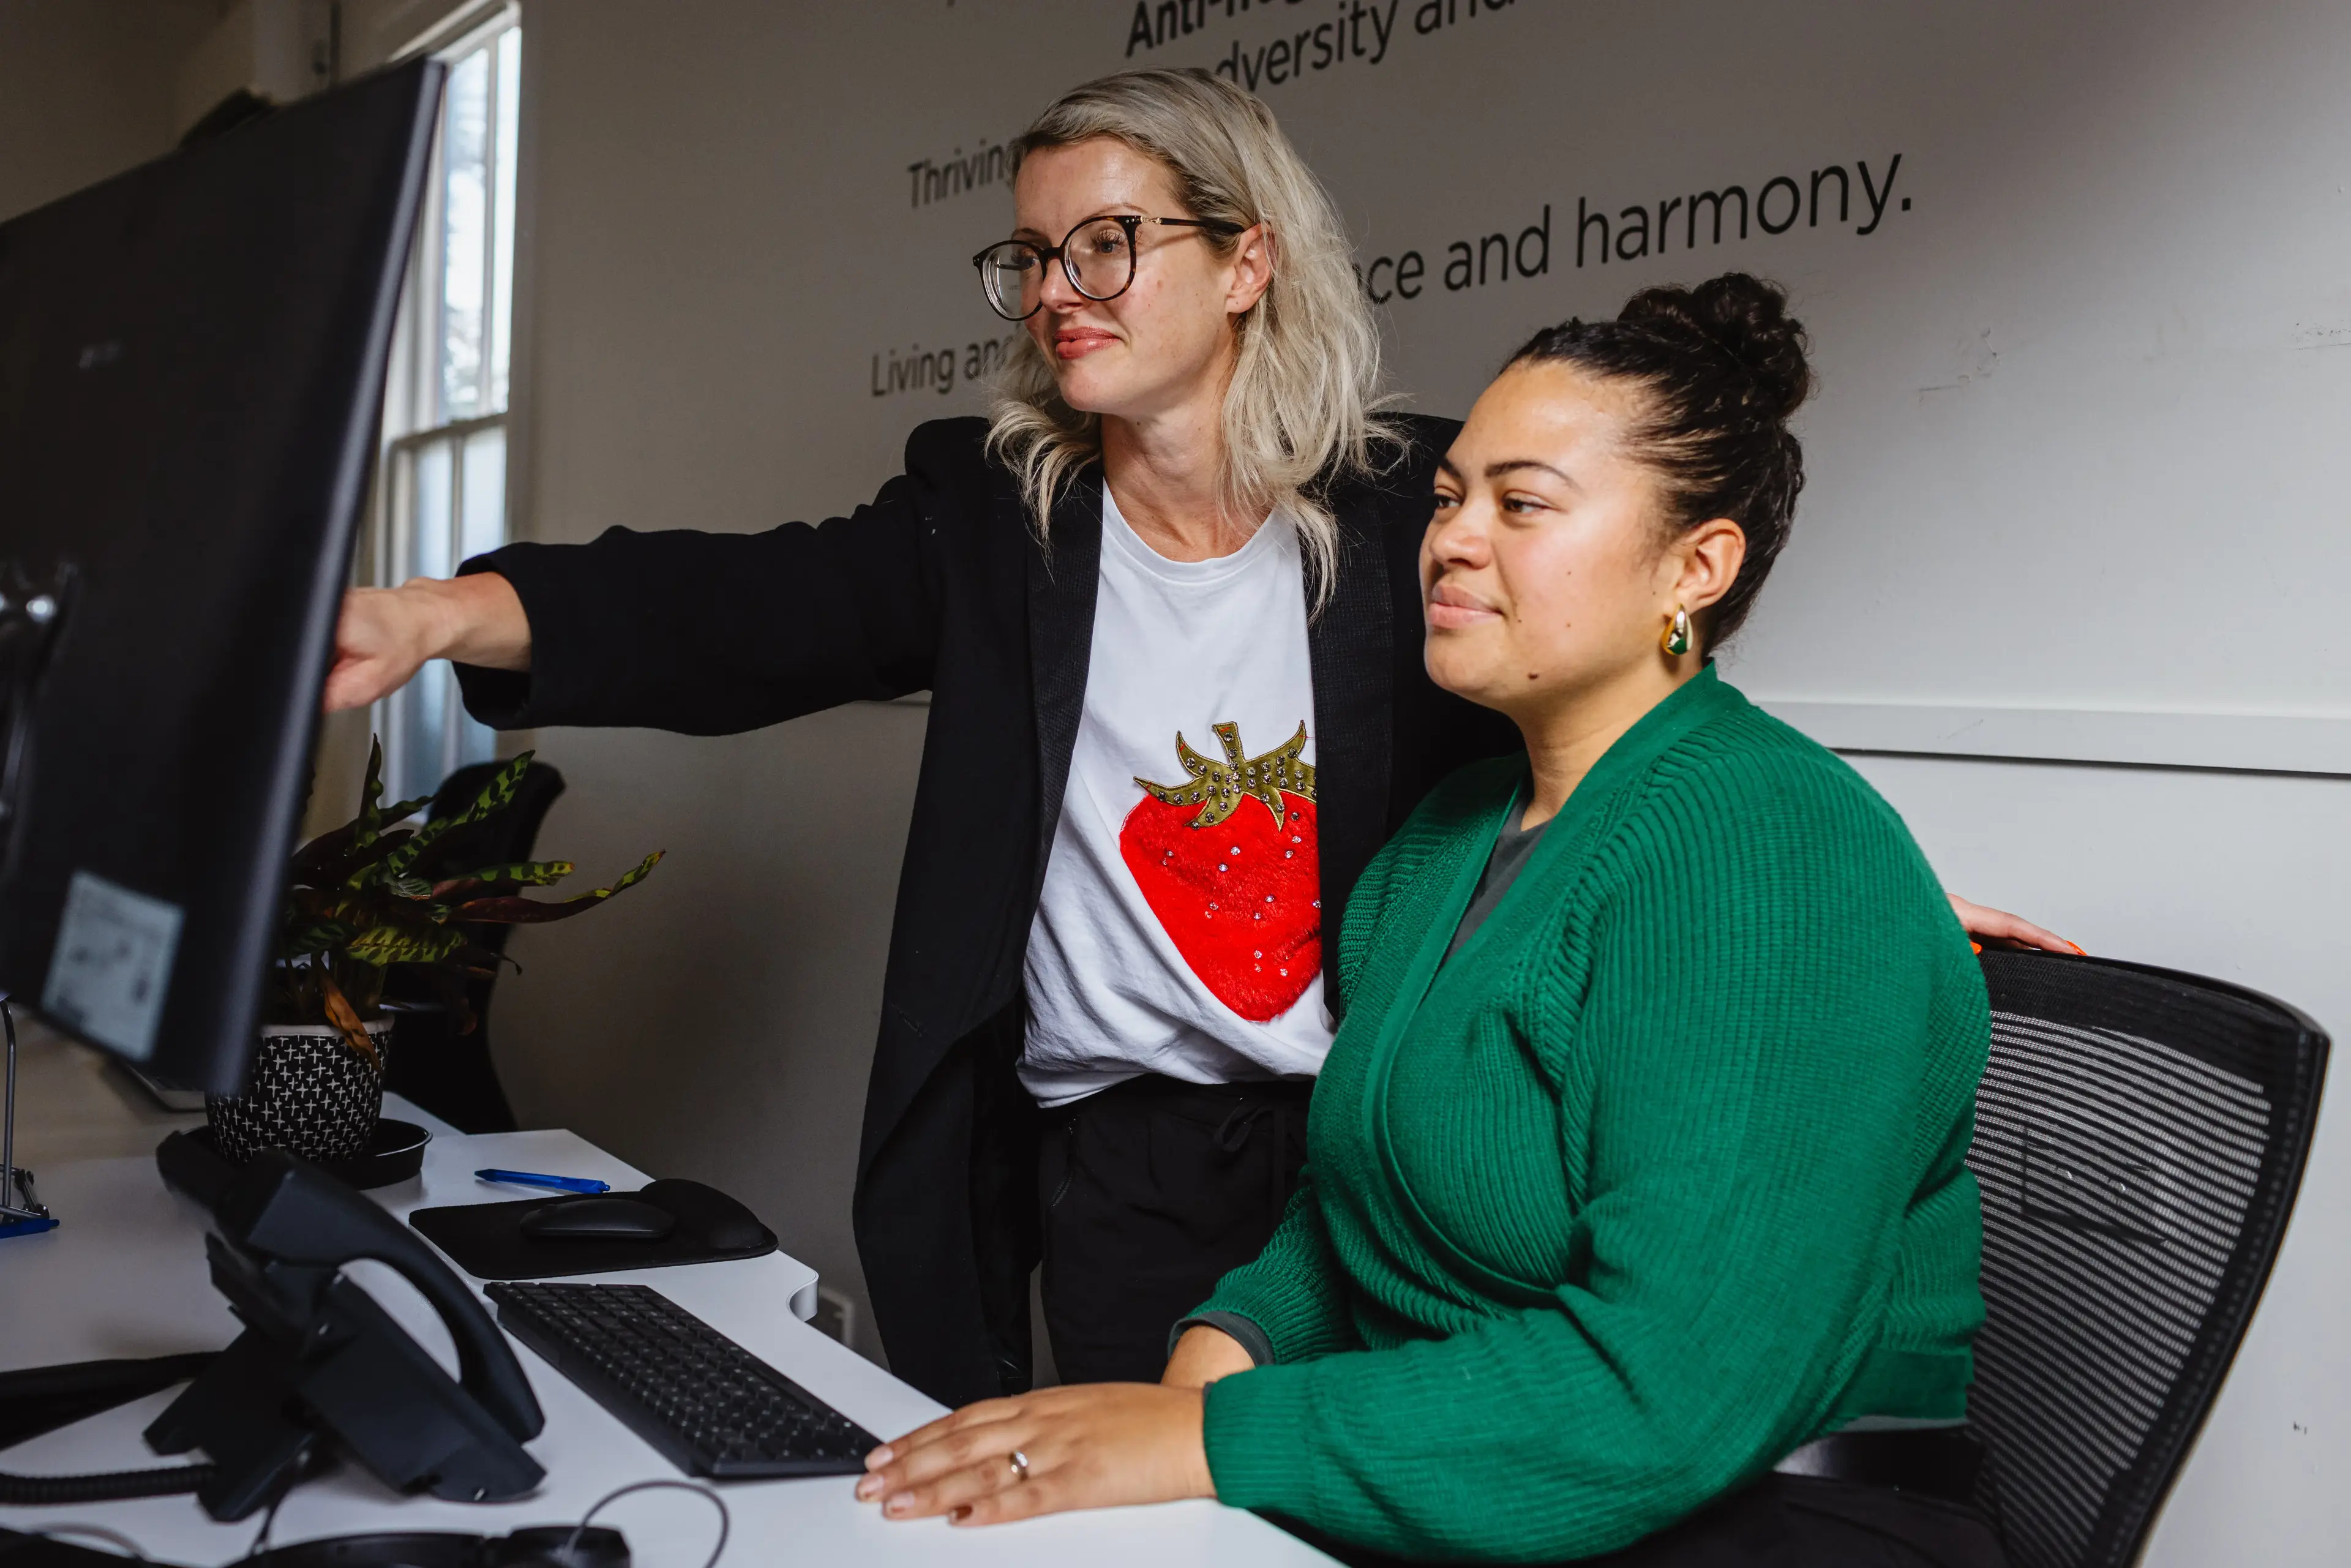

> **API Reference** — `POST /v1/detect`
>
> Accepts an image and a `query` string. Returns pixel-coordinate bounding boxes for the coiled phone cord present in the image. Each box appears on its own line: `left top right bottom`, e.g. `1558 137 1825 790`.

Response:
0 1463 211 1506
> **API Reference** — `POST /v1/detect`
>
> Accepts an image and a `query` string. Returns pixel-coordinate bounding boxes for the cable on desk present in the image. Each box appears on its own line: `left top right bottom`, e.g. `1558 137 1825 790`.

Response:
244 1488 290 1559
569 1480 730 1568
22 1524 151 1559
0 1463 212 1506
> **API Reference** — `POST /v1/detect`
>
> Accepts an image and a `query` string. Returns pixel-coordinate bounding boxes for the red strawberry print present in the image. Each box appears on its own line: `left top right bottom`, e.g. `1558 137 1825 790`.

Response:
1120 721 1321 1022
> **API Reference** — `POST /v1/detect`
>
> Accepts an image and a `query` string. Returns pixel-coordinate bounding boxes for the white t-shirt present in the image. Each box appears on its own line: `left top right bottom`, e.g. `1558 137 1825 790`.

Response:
1019 489 1333 1106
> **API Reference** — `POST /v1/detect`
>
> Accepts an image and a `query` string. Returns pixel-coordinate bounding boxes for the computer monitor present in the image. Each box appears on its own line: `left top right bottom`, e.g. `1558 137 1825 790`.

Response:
0 61 443 1097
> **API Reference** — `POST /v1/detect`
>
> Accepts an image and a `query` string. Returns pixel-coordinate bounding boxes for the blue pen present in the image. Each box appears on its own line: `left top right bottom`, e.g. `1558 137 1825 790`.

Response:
476 1168 611 1195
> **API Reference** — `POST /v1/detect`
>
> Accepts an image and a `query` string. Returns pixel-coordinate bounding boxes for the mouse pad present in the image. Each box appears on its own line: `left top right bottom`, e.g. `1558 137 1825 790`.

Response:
408 1178 778 1280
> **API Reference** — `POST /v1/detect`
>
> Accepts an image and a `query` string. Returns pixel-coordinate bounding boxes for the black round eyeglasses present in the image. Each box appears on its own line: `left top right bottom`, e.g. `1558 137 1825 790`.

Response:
972 212 1246 321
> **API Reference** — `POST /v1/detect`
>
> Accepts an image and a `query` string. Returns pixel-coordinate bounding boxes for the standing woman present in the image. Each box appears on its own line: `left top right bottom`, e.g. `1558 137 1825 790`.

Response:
326 69 2061 1405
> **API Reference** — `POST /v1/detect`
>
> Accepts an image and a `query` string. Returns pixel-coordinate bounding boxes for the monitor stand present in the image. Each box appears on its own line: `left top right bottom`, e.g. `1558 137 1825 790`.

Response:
0 997 56 1239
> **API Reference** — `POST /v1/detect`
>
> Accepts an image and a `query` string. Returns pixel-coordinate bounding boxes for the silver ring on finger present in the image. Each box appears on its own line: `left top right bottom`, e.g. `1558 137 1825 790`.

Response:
1008 1449 1030 1483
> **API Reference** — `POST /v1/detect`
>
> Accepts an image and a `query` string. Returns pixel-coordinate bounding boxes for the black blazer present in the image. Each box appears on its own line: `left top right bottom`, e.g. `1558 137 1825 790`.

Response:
456 414 1517 1404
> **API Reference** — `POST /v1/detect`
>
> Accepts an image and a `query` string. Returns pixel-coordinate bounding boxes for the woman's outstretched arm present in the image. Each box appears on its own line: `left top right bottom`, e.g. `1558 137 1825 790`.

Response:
320 419 971 732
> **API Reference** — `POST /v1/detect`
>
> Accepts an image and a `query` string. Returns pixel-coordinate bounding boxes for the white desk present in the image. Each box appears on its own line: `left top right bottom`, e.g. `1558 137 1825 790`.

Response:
0 1109 1332 1567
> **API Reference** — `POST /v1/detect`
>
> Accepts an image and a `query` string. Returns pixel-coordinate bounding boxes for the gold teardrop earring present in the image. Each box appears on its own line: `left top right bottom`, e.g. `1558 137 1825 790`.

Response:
1662 604 1692 657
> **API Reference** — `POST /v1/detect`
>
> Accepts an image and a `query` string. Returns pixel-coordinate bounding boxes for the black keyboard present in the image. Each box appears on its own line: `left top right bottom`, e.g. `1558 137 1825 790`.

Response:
486 1281 879 1478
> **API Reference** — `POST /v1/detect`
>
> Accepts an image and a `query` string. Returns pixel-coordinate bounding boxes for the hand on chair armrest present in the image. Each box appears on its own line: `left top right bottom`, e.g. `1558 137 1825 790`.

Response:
1947 893 2083 955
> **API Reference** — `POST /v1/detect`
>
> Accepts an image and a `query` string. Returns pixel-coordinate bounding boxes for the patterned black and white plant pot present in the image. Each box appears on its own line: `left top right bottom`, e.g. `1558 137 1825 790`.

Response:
206 1020 393 1165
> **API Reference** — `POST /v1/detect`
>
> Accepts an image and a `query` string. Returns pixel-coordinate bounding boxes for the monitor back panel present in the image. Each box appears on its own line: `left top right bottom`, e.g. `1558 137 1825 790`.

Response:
0 62 441 1093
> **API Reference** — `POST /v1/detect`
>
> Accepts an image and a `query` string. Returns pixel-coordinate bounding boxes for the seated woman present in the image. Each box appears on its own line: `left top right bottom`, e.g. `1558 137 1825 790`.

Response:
855 272 2007 1567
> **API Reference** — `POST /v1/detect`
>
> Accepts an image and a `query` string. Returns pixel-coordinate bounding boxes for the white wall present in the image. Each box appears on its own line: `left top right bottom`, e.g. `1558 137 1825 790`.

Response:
472 1 2346 1559
0 0 220 223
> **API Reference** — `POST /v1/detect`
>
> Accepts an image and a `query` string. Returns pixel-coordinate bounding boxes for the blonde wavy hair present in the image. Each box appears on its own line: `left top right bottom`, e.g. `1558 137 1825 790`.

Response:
986 69 1391 604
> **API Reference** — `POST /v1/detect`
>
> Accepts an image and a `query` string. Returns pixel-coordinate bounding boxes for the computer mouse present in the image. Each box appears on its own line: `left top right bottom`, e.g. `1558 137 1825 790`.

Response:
640 1179 774 1252
519 1196 676 1242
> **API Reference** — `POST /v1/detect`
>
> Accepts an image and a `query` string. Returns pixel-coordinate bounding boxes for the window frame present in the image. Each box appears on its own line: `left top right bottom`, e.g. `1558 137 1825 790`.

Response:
369 4 524 805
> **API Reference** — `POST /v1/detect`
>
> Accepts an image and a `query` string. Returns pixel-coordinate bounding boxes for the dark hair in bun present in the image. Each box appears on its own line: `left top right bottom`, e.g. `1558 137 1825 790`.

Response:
1507 272 1813 648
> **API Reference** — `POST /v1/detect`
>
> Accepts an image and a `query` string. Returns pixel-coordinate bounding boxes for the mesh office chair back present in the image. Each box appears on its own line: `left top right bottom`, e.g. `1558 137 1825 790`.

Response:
1968 950 2327 1568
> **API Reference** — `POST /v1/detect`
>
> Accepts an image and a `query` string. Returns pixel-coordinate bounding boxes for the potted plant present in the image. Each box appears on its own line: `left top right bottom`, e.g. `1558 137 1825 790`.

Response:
205 739 661 1164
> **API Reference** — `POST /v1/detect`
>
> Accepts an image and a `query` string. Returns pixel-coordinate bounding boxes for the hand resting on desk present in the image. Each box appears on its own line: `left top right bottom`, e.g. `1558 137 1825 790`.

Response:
857 1323 1252 1525
857 1382 1216 1526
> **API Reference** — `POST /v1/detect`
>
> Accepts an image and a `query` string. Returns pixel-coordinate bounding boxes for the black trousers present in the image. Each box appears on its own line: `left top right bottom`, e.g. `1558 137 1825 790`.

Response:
1278 1473 2009 1568
1037 1073 1311 1385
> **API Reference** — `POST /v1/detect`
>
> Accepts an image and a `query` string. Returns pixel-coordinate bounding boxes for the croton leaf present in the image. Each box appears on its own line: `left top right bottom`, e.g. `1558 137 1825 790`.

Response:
337 825 417 891
351 736 396 850
365 751 534 885
286 735 658 991
287 921 362 955
449 850 663 924
364 827 415 863
289 885 349 917
377 795 435 831
345 751 430 844
317 970 380 1069
345 923 471 967
430 861 575 899
364 899 448 940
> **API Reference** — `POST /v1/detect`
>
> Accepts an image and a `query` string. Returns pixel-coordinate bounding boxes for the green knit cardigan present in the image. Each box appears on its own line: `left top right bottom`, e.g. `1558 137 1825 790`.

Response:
1195 666 1989 1562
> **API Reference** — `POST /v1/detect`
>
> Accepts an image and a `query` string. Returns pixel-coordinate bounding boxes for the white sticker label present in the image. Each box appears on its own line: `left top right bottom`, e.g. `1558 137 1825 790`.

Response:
42 871 183 1063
